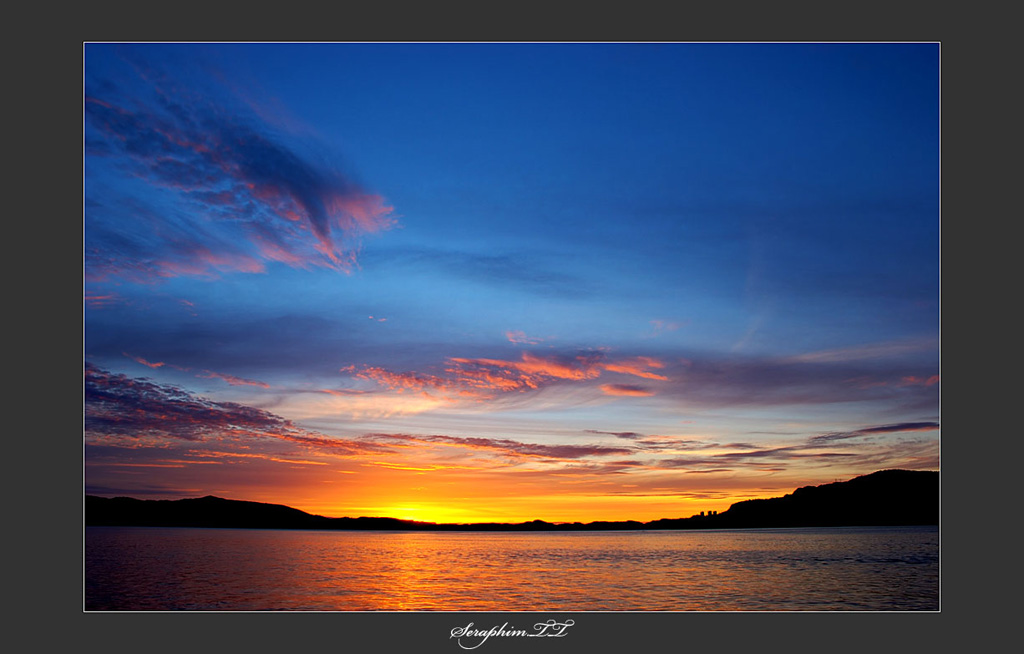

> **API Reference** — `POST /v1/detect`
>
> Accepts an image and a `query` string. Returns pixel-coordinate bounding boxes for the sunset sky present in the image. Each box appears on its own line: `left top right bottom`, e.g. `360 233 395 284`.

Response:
84 43 939 523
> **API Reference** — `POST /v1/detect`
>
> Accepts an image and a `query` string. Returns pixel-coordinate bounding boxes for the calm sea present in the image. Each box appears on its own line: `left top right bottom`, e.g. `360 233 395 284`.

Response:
84 525 938 611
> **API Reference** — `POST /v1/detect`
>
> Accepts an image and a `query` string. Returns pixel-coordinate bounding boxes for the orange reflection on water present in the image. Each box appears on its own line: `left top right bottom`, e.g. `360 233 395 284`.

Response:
86 527 940 611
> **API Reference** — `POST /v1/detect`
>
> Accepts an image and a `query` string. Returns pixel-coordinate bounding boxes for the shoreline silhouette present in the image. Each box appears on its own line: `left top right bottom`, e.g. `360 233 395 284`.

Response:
85 469 937 531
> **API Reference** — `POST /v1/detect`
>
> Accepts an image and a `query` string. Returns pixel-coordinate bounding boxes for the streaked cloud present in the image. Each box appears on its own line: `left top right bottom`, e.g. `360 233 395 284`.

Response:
600 356 669 381
341 350 672 406
343 365 483 400
900 375 940 387
506 330 542 345
122 353 270 389
585 430 645 440
807 421 939 445
649 319 685 335
451 351 605 383
85 363 371 455
85 55 395 283
600 384 655 397
857 421 939 434
85 293 125 308
363 432 634 462
652 421 938 473
367 247 594 299
125 353 165 369
786 340 937 363
644 352 939 409
196 370 271 388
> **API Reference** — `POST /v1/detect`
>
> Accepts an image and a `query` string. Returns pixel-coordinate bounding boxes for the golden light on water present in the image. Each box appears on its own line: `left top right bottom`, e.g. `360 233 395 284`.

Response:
86 526 940 610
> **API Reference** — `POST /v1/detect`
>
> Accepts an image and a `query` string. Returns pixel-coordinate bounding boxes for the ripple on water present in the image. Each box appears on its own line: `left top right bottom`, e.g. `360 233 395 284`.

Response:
85 526 938 611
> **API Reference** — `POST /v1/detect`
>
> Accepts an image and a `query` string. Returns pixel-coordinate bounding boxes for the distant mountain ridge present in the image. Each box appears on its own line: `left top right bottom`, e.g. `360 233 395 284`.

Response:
85 469 938 531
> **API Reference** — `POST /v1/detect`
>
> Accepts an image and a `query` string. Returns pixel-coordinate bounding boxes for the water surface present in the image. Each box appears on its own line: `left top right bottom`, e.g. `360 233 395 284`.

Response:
85 525 938 611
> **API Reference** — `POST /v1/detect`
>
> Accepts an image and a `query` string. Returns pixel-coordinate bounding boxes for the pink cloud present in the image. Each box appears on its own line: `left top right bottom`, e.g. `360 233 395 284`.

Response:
85 293 124 308
506 330 542 345
327 193 397 234
197 370 271 389
600 384 656 397
152 247 267 279
251 233 313 269
344 350 672 406
125 353 166 369
122 353 269 389
85 363 380 457
451 352 603 383
85 77 397 282
901 375 940 387
601 356 669 381
345 365 485 400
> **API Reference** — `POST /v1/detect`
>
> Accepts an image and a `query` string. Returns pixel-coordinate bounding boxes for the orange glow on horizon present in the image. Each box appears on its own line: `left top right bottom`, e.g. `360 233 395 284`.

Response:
86 422 938 524
86 378 938 526
305 489 768 524
241 461 798 524
86 439 924 524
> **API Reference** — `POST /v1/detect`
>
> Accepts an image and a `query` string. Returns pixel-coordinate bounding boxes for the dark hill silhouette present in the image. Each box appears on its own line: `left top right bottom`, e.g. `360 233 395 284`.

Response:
718 468 938 528
85 495 333 529
647 469 938 530
86 469 937 531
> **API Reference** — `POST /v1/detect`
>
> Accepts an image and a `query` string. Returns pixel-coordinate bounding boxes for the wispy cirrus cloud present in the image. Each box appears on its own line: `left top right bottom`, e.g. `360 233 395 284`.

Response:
786 340 937 363
342 350 671 405
362 432 634 462
450 351 607 384
85 293 125 309
631 435 718 452
900 375 940 387
85 363 370 455
338 343 931 412
645 351 938 410
649 319 685 335
584 429 645 440
196 370 271 388
600 356 669 381
122 353 270 389
86 363 282 442
366 247 593 299
505 330 542 345
342 365 482 399
346 345 935 412
125 353 165 369
807 421 939 445
85 54 395 283
652 420 938 473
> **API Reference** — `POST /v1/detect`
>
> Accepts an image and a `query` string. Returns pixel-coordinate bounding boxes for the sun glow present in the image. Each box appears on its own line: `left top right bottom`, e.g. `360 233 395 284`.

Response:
367 504 484 524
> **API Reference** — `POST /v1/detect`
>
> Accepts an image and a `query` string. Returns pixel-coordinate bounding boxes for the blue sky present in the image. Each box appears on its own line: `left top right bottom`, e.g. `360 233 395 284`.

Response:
84 43 939 521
